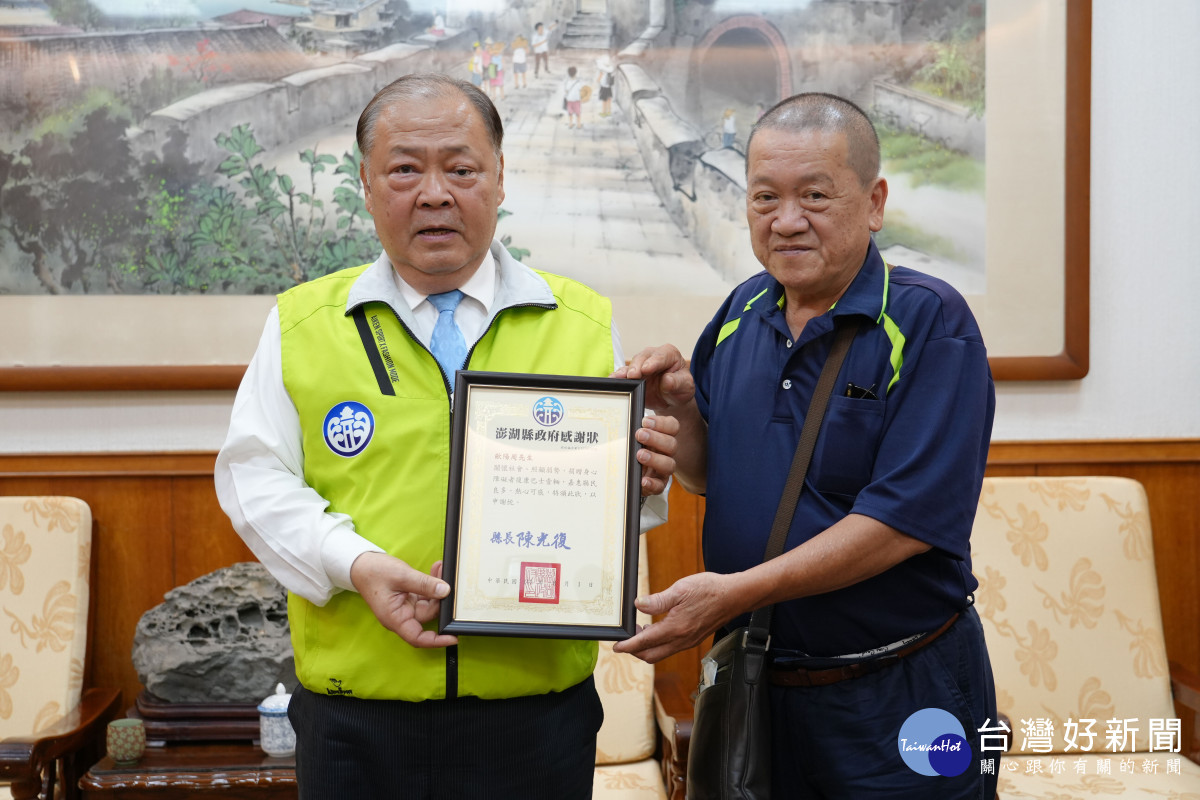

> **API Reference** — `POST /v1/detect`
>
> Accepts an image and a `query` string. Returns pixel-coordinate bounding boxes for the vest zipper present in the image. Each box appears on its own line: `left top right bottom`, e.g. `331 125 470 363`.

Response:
459 302 557 392
372 299 556 700
436 301 555 701
363 304 459 695
377 301 557 401
374 306 456 400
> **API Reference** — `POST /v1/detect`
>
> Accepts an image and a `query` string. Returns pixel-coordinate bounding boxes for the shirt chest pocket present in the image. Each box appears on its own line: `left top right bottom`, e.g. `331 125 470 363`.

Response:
809 395 885 500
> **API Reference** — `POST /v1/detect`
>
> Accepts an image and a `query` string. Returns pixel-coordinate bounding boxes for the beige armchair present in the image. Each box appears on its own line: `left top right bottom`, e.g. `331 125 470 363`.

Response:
0 497 120 800
592 542 692 800
971 477 1200 796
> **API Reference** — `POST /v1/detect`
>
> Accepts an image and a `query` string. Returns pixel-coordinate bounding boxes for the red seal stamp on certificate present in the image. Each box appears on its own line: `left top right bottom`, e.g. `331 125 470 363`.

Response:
519 562 561 604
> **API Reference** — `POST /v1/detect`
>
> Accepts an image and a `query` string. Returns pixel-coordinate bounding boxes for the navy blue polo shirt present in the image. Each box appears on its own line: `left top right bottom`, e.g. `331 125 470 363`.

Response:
692 241 995 657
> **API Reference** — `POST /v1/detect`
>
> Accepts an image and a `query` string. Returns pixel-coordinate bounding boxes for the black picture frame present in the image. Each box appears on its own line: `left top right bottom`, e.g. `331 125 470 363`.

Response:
439 370 644 640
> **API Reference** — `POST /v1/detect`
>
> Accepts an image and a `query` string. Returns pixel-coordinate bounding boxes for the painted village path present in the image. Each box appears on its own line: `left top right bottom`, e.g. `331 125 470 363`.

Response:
260 47 736 312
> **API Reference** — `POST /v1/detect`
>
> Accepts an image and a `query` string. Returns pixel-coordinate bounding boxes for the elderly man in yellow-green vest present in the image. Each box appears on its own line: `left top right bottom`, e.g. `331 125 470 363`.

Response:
215 73 678 800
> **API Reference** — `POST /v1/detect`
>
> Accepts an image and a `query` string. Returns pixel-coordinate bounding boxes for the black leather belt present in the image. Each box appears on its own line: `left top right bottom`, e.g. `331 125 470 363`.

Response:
769 613 960 687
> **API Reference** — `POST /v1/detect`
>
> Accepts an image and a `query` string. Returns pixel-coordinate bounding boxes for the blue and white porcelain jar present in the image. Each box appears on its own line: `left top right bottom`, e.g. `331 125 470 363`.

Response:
257 682 296 757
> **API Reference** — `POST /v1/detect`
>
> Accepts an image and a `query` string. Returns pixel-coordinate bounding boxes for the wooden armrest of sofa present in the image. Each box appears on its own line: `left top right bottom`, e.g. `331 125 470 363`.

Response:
1170 660 1200 764
654 672 693 800
0 687 121 799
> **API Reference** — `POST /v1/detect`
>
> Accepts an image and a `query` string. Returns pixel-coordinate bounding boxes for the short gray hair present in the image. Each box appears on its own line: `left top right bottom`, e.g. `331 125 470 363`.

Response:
747 92 880 186
356 73 504 169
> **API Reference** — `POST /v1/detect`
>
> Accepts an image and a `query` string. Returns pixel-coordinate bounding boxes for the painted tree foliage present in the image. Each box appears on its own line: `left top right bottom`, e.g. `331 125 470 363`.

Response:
899 0 987 114
1 98 529 295
0 110 379 295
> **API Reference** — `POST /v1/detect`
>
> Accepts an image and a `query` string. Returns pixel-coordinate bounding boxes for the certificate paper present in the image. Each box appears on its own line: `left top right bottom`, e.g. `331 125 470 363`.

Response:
440 372 644 640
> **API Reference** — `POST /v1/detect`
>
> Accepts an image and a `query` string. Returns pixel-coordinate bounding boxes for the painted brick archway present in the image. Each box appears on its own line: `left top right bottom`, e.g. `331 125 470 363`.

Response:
694 15 793 105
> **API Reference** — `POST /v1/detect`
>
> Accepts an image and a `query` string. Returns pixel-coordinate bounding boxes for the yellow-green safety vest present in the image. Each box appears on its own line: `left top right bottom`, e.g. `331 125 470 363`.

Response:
279 263 615 701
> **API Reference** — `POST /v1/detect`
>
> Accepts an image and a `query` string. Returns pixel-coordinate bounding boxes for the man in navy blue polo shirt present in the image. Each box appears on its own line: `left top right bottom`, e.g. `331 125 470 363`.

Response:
615 93 998 798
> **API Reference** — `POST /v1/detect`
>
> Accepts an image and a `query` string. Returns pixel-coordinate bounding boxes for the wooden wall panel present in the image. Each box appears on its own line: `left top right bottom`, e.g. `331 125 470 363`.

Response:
2 440 1197 712
89 476 177 711
171 475 257 586
646 484 709 691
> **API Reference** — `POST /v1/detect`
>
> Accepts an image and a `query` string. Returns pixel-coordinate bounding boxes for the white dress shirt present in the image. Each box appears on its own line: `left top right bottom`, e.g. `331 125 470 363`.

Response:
216 248 668 606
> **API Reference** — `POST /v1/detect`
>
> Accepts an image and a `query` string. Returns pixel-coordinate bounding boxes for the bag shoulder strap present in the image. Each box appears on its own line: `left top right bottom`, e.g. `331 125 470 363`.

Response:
745 317 860 648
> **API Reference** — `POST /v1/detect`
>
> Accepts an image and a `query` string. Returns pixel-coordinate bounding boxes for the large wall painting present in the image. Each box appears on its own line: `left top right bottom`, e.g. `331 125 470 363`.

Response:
0 0 1088 389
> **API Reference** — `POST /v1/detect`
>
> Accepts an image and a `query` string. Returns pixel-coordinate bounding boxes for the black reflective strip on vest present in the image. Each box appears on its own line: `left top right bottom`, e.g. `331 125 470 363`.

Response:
351 307 396 396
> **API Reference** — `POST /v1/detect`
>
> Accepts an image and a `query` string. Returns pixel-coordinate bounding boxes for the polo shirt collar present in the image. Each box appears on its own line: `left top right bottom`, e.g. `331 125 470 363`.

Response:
753 239 888 327
829 240 888 325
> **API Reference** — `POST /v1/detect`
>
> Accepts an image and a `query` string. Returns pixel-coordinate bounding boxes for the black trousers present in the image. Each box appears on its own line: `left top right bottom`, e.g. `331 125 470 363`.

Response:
289 676 603 800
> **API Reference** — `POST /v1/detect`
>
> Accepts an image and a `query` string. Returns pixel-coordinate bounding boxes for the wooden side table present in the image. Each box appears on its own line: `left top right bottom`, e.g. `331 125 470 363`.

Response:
80 743 297 799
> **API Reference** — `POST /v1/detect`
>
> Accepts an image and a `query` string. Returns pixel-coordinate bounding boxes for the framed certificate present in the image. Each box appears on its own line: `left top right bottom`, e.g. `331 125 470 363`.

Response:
439 371 645 640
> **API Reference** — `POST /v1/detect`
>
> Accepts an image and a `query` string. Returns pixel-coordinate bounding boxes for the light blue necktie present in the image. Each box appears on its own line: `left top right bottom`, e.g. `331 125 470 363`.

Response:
428 289 468 382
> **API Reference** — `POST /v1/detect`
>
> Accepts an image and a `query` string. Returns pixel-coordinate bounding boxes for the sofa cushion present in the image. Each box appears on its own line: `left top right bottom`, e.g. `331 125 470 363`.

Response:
997 753 1200 796
0 496 92 741
595 640 656 764
594 543 656 765
594 759 668 799
972 477 1177 755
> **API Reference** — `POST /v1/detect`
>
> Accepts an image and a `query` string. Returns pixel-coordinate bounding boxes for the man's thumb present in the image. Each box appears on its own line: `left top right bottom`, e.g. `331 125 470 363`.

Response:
633 592 666 615
406 567 450 599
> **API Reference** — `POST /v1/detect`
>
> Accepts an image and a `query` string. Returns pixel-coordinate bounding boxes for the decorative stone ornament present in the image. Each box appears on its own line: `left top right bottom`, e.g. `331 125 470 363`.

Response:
132 562 296 703
257 683 296 757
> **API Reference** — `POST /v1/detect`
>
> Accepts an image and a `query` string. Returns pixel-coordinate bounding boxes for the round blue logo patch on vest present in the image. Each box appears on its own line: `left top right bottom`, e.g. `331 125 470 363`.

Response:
324 402 375 457
532 396 565 427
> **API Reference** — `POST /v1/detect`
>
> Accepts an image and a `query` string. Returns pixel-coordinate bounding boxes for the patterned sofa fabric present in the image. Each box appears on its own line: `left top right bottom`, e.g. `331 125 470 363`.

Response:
592 544 668 800
0 496 92 739
971 477 1200 797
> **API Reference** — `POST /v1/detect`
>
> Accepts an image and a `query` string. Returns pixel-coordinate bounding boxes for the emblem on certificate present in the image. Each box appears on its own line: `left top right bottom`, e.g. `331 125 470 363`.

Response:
439 371 645 640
